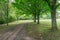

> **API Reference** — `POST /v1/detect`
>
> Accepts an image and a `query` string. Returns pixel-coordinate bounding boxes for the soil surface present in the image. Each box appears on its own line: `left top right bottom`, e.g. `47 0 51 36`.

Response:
0 23 35 40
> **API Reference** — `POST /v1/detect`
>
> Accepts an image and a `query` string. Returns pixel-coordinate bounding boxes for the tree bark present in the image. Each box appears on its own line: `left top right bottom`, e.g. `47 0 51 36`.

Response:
6 0 9 26
37 13 39 24
34 13 36 22
51 9 57 30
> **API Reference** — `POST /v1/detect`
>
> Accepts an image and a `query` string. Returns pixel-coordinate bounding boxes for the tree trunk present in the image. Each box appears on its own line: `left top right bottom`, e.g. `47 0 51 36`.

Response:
34 15 36 22
51 9 57 30
33 12 36 22
37 13 39 24
6 0 9 26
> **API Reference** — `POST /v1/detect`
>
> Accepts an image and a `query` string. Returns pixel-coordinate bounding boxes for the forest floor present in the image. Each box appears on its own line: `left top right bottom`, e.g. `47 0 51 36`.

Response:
0 20 60 40
0 20 35 40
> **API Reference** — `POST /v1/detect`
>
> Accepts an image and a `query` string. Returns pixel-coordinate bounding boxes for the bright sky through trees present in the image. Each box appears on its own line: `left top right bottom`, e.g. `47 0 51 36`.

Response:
58 1 60 3
9 0 14 2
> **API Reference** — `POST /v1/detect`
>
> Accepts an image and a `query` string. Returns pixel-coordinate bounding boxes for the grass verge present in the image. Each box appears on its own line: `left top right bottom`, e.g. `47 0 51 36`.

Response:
26 20 60 40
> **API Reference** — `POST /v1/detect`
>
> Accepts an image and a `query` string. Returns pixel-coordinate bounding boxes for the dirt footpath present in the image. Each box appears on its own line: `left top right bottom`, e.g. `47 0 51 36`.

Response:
15 25 35 40
0 23 35 40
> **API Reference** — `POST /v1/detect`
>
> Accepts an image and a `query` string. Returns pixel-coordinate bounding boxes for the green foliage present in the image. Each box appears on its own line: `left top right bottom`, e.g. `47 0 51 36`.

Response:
0 0 59 24
12 0 49 15
12 0 50 24
0 1 16 24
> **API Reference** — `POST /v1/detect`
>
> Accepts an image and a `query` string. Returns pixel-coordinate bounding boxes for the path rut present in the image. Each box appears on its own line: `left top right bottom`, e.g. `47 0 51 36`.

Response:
0 23 36 40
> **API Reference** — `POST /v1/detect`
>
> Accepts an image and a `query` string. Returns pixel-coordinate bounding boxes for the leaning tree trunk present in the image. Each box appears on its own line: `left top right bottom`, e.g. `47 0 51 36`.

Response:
51 9 57 30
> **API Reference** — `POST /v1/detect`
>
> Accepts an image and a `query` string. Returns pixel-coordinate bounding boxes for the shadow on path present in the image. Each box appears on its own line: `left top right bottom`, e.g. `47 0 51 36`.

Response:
0 23 35 40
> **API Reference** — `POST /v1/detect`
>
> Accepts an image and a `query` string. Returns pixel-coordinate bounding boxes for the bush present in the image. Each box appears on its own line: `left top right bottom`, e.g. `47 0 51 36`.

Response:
0 16 16 24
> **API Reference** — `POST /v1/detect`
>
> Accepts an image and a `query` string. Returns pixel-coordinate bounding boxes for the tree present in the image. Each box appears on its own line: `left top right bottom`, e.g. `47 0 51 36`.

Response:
12 0 46 24
12 0 37 22
44 0 60 29
0 0 9 26
6 0 9 26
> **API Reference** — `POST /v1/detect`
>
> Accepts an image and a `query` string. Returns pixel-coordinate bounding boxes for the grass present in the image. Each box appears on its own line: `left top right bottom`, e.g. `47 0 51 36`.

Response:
26 20 60 40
